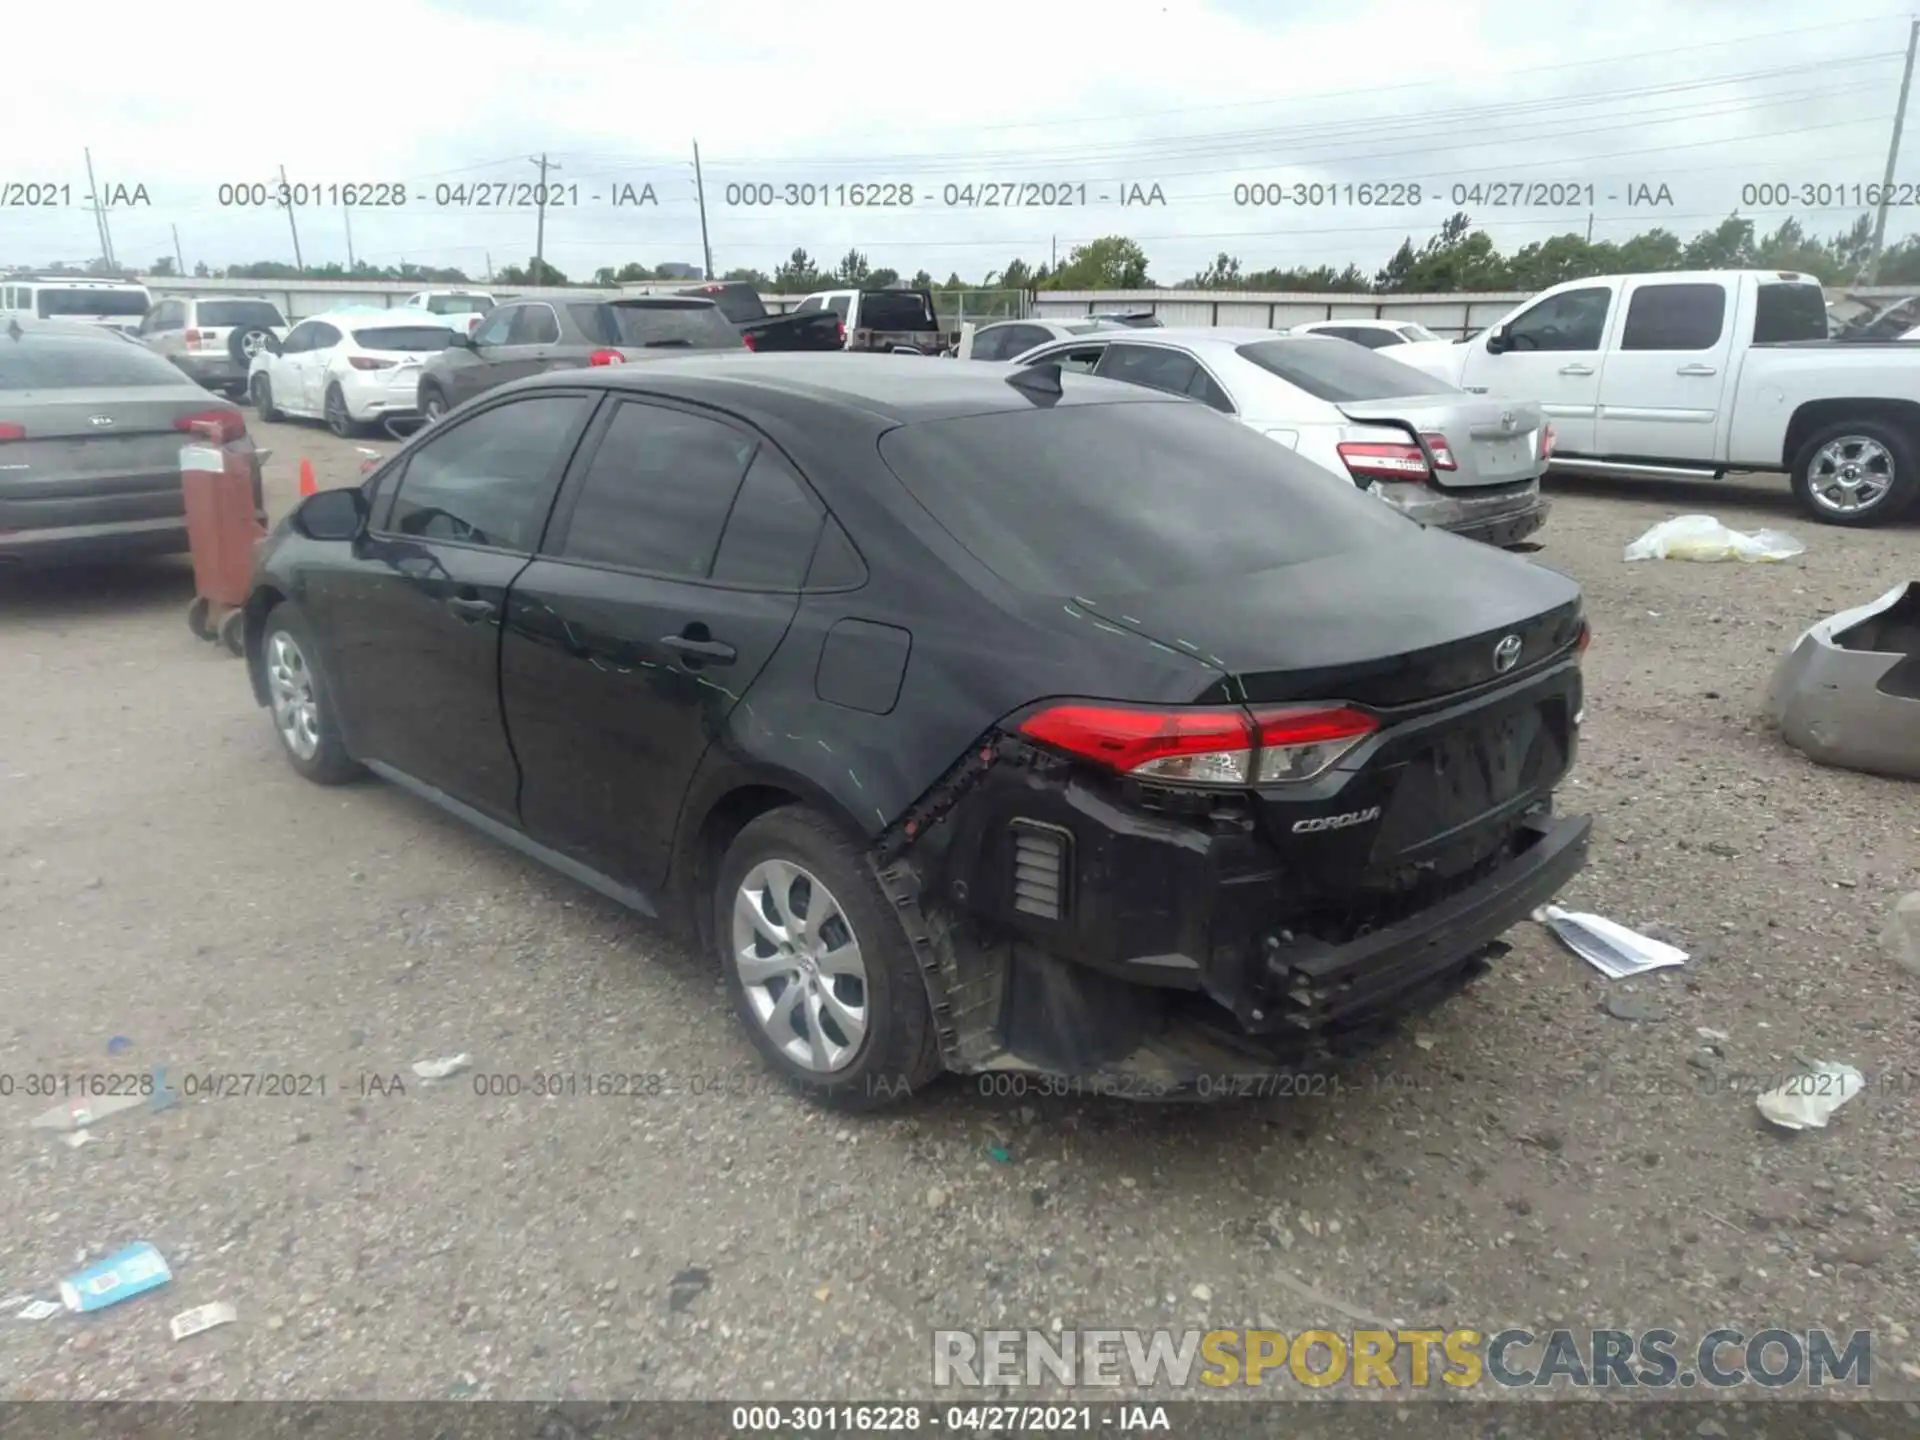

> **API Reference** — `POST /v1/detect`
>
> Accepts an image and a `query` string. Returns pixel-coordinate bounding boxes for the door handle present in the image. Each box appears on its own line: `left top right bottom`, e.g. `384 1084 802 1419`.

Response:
660 633 737 664
1558 364 1595 376
445 596 497 623
1676 363 1718 376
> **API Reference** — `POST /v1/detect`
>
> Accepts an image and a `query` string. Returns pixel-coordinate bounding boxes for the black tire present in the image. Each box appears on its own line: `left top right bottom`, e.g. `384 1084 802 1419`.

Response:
217 607 246 657
251 373 281 423
258 602 362 785
186 596 214 640
324 384 359 439
1789 418 1920 527
714 807 943 1111
228 326 273 368
419 382 449 425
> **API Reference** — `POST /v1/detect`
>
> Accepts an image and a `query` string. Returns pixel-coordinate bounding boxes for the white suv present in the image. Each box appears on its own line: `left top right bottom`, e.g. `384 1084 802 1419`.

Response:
136 295 288 398
0 276 152 334
248 309 459 436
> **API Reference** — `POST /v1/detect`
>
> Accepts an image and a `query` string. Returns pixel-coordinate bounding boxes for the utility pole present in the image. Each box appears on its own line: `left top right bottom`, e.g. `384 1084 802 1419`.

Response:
345 205 356 270
84 148 115 270
486 250 494 283
171 224 185 277
1050 235 1057 271
1586 211 1594 244
1865 17 1920 284
692 140 715 280
530 153 560 281
279 164 305 270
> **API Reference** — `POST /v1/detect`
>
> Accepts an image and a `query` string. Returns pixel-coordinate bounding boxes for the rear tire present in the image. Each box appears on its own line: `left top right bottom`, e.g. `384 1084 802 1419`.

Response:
419 383 449 424
1789 418 1920 527
715 807 943 1111
258 602 362 786
251 374 281 423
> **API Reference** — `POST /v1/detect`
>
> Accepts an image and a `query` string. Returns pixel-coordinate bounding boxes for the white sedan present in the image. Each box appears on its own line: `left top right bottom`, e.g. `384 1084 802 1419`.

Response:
1285 318 1445 349
248 309 459 437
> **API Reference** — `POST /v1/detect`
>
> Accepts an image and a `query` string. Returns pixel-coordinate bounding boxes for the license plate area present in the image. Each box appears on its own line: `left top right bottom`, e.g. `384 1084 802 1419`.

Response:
1370 702 1558 867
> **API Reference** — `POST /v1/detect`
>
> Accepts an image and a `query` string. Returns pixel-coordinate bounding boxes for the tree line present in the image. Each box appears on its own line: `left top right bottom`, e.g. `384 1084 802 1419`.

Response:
38 209 1920 293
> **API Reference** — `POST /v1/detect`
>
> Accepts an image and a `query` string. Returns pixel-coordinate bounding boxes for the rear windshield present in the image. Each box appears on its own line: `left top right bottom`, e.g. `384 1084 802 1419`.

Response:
681 285 764 324
860 292 937 331
0 335 187 388
1753 282 1830 343
573 300 739 349
197 300 285 328
36 289 150 319
877 400 1413 597
426 295 492 315
352 325 457 352
1236 337 1456 402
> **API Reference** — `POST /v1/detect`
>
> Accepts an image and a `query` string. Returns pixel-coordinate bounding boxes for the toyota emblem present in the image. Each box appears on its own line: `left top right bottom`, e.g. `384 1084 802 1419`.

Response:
1492 634 1523 673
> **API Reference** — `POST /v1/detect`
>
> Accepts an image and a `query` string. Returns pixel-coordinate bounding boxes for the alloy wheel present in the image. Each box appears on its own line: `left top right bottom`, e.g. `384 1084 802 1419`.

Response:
1807 435 1894 515
265 630 321 761
730 859 869 1073
326 389 350 436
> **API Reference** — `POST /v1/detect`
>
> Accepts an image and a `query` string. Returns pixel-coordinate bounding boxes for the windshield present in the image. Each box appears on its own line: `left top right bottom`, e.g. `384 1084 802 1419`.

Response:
426 295 492 315
574 301 740 349
1236 337 1457 402
878 399 1413 597
1396 323 1442 342
36 288 150 319
860 292 937 331
353 325 458 352
198 300 285 328
0 334 187 387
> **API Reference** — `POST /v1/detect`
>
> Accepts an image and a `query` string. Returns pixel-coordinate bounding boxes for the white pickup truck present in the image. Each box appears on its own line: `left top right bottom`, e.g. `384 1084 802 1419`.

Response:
1393 269 1920 526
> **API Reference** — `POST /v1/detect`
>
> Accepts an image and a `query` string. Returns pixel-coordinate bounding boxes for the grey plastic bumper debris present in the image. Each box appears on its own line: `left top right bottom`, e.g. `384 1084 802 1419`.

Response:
1766 582 1920 781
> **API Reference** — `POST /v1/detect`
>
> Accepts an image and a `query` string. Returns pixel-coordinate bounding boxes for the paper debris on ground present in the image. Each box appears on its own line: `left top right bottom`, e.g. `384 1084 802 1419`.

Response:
169 1301 238 1341
1755 1062 1865 1132
411 1054 472 1080
62 1131 95 1149
1532 905 1689 979
15 1300 61 1321
0 1294 33 1312
1623 514 1804 564
28 1092 147 1132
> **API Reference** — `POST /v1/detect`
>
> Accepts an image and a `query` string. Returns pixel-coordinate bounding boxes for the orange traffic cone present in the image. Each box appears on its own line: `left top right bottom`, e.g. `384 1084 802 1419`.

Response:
298 458 317 498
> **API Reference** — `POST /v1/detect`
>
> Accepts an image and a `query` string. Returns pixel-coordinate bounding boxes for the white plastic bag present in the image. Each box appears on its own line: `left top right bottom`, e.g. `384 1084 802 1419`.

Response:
1623 514 1804 563
1754 1062 1864 1131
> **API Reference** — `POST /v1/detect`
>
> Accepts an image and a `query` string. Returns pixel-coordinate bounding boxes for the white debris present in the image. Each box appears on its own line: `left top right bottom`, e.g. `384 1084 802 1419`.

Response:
1532 905 1689 979
169 1301 239 1342
15 1300 61 1321
411 1054 472 1080
1755 1063 1865 1132
1624 514 1804 564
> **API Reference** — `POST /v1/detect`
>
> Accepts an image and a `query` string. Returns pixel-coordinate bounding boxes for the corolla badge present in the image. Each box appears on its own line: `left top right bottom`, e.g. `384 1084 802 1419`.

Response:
1492 633 1524 672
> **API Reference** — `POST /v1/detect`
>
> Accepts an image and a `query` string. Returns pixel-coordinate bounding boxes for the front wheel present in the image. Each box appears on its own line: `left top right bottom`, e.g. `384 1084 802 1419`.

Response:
251 373 281 422
715 807 944 1110
1790 419 1920 527
259 603 362 785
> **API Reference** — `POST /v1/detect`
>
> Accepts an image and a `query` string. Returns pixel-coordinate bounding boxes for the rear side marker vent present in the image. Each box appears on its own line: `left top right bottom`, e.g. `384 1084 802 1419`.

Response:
1009 819 1072 921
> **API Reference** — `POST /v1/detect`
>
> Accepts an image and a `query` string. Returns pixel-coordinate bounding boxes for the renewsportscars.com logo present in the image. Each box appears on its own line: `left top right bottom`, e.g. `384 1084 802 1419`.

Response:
932 1327 1874 1390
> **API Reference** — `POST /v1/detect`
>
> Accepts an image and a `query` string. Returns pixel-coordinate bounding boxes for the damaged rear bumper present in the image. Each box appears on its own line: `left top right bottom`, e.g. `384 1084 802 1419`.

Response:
1767 581 1920 781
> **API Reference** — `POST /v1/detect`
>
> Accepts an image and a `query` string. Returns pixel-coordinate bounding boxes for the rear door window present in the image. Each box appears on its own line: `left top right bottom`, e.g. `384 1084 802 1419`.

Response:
1235 337 1454 402
859 292 937 330
1095 343 1202 397
553 401 761 578
384 394 590 551
1753 282 1830 343
880 402 1411 597
1619 283 1727 351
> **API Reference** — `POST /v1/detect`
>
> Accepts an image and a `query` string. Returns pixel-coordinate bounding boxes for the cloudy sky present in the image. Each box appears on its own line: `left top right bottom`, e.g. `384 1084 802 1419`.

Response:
3 0 1917 284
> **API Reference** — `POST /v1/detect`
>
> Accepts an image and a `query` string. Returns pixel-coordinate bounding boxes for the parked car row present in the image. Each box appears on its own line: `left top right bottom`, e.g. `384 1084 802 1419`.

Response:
242 350 1593 1109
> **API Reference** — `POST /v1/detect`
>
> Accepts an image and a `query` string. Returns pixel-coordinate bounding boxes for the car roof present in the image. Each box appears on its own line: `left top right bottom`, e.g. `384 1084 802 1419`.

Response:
1299 318 1402 329
508 350 1171 423
184 295 284 305
303 308 455 326
1 315 139 339
1026 325 1312 349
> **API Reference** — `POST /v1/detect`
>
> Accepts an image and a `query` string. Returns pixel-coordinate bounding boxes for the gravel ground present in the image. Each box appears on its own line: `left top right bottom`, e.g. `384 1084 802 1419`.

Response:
0 417 1916 1409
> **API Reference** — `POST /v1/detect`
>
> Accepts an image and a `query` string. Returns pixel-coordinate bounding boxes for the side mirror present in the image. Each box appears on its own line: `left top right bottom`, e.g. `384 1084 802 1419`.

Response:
260 334 283 355
445 330 474 349
1484 324 1512 355
290 485 368 542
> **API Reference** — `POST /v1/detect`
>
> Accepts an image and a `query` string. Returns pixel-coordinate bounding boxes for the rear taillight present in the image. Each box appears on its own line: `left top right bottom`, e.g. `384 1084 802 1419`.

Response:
1576 621 1591 653
184 328 203 348
1017 701 1376 787
1419 432 1457 471
0 422 24 441
1337 440 1431 483
467 316 481 334
835 319 847 346
741 332 758 352
174 409 246 444
348 356 396 371
1541 423 1557 459
588 349 628 366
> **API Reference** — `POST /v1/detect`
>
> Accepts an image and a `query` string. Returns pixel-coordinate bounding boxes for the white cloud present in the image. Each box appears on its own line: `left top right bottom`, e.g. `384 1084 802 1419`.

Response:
2 0 1915 283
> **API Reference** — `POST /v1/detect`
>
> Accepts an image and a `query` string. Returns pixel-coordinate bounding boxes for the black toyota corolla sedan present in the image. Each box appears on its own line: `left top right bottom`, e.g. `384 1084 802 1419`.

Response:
241 352 1591 1108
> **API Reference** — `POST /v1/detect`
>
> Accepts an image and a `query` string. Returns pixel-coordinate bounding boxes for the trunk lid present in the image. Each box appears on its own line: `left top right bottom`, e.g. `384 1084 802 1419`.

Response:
1073 528 1582 710
0 390 237 529
1338 396 1545 489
